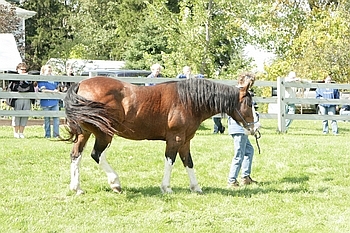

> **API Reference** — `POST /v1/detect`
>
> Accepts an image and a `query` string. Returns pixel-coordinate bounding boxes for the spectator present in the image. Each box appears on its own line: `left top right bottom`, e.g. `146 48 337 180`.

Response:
340 104 350 116
176 66 193 79
9 62 35 138
340 104 350 122
176 66 204 79
146 63 162 86
316 76 339 135
284 71 300 131
37 65 61 138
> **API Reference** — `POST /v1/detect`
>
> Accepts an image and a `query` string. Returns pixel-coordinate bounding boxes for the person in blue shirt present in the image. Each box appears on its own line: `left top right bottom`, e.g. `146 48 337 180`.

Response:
316 76 339 135
37 65 60 138
227 72 260 188
176 66 204 79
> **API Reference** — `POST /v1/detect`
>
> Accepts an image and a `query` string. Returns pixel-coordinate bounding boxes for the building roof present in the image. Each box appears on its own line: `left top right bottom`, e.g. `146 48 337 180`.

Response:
0 0 36 19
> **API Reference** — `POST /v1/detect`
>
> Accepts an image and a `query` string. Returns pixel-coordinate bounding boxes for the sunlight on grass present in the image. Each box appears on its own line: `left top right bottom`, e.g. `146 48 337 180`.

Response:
1 119 350 232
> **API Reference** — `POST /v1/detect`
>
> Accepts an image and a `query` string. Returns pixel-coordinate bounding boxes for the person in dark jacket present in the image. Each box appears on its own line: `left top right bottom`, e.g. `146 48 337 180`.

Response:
10 62 35 138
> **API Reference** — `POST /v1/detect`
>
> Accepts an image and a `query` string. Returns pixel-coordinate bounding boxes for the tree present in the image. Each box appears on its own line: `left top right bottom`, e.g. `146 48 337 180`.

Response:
0 4 20 33
0 3 24 59
21 0 75 69
142 0 255 78
287 10 350 82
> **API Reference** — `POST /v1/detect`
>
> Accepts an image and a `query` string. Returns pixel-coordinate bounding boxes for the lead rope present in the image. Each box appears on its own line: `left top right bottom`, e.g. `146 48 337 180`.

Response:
254 130 261 154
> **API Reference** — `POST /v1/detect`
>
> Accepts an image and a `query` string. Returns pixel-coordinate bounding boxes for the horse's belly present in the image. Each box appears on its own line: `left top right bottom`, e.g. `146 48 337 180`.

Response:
115 123 166 141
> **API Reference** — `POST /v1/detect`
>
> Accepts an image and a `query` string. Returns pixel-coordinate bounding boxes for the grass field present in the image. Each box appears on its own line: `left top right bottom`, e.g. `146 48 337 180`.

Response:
1 118 350 233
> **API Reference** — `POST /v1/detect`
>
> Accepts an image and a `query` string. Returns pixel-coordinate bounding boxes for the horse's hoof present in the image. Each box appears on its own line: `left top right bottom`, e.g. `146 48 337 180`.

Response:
76 189 84 195
160 186 173 194
195 190 203 195
190 185 203 194
112 186 122 193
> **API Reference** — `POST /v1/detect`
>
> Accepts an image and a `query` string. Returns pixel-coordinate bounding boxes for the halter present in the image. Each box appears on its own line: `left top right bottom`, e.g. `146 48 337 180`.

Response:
235 108 262 154
234 108 259 129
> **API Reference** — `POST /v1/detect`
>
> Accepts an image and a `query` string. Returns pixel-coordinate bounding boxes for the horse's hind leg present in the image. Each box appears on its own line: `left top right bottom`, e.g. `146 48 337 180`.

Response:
178 142 203 194
70 131 91 195
92 133 121 193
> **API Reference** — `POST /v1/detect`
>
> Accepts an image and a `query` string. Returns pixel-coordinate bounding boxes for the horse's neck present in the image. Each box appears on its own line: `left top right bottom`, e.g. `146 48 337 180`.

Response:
200 110 222 122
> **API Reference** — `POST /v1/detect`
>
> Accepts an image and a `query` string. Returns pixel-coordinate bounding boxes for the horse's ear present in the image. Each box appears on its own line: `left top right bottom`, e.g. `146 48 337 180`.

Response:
247 78 254 89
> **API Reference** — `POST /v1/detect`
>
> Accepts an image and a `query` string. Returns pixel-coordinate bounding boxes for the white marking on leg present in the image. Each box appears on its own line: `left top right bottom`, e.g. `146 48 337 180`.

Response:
99 149 121 193
186 166 202 193
70 154 84 195
160 157 174 193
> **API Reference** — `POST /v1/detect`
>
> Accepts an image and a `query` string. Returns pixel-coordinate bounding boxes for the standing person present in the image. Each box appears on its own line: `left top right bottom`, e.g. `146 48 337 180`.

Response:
284 71 300 131
61 64 74 92
37 65 61 138
212 114 225 134
9 62 35 138
176 66 204 79
176 66 193 79
146 63 162 86
316 76 339 135
227 72 259 188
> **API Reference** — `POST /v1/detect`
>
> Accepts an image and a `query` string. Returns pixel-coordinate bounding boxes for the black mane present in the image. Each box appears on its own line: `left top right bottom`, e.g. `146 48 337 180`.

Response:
176 78 241 114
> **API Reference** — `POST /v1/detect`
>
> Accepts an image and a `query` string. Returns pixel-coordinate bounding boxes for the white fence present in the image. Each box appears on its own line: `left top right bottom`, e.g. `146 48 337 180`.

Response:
1 74 350 133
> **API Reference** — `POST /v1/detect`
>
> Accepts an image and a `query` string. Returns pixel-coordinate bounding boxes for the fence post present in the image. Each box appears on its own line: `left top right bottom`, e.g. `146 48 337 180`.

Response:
277 77 286 133
89 71 97 78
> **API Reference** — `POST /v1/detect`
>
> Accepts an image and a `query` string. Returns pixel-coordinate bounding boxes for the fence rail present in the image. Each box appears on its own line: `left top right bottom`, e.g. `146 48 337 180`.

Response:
1 73 350 133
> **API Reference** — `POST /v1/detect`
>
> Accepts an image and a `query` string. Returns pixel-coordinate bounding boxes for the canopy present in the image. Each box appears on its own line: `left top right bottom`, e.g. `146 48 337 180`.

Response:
0 33 22 72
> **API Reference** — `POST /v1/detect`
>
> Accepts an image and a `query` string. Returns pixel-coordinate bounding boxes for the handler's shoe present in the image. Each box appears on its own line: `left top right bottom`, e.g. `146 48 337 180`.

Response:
227 180 239 188
219 126 225 134
241 176 258 185
14 133 20 138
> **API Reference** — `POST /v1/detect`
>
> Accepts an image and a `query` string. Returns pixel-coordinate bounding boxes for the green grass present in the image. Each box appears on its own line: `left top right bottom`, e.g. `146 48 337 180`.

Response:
1 119 350 232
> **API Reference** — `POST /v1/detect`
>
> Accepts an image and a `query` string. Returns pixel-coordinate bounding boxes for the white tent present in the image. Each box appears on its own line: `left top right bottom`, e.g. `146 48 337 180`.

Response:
0 33 22 71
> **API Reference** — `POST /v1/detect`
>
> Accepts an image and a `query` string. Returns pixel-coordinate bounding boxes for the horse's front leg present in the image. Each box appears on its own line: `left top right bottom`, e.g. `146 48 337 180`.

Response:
70 132 91 195
179 141 203 194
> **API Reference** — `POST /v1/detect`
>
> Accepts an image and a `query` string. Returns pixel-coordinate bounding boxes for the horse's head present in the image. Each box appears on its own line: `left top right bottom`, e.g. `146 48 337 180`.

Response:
231 74 257 134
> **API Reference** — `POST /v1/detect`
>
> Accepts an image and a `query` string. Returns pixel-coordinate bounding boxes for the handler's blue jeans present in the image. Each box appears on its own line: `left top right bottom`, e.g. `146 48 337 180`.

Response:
318 105 338 134
42 104 60 138
228 133 254 183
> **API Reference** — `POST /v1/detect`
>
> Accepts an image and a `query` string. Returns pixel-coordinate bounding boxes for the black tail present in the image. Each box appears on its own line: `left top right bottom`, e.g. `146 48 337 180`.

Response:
63 82 117 142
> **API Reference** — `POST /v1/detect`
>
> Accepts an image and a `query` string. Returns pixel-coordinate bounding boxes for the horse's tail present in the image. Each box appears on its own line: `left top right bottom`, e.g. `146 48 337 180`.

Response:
63 82 117 143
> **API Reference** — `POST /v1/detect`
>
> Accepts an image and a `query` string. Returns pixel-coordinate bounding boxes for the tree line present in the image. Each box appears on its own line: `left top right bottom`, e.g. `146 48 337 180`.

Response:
2 0 350 82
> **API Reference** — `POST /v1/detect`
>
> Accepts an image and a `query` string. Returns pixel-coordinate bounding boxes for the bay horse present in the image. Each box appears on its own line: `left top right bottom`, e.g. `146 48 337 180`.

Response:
64 76 256 194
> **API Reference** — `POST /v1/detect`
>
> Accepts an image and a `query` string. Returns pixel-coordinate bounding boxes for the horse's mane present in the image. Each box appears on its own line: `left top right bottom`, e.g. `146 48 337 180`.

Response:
176 78 241 113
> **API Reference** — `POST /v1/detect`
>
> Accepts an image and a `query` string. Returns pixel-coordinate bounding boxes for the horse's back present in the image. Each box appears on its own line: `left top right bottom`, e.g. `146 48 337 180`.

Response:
77 76 129 101
76 76 186 140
